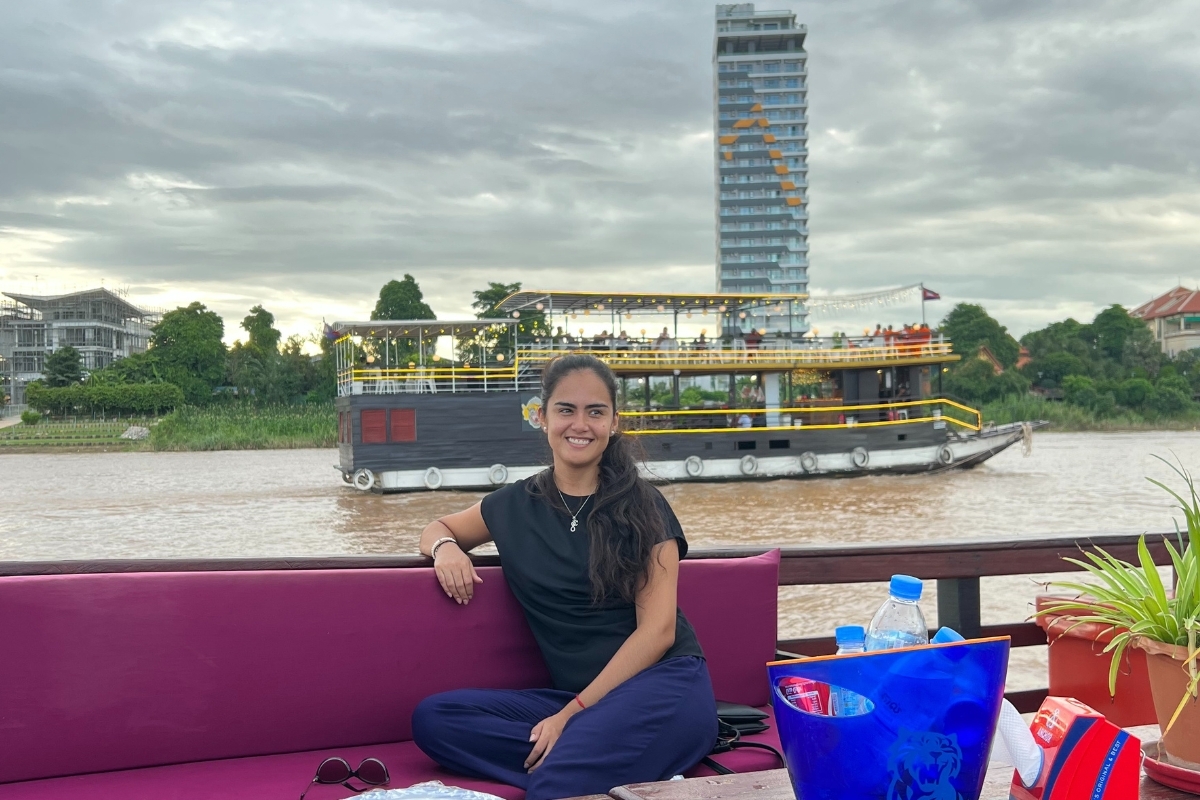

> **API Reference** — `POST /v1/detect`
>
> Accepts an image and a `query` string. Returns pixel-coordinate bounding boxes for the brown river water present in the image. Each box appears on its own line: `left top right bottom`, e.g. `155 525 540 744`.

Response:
3 431 1198 691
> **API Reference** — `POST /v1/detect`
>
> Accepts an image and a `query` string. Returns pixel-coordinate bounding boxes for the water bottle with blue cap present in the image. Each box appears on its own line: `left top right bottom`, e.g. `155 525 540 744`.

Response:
865 575 929 651
830 625 869 716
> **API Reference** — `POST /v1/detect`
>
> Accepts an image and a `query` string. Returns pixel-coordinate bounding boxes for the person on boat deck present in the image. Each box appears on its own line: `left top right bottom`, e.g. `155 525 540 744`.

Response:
413 354 715 800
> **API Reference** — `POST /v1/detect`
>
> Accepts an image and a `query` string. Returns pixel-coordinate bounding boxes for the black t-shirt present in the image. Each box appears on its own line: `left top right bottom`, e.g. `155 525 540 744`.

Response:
480 476 705 693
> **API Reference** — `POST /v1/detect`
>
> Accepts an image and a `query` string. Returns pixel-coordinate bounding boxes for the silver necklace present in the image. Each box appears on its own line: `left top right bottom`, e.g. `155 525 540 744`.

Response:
557 490 593 532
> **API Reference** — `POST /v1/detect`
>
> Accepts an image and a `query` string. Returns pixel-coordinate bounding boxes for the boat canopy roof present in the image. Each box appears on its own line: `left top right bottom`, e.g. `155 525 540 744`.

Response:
496 290 809 314
332 319 516 338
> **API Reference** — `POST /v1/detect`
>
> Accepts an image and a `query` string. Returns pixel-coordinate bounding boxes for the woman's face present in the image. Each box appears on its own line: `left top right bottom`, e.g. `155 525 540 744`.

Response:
543 368 617 473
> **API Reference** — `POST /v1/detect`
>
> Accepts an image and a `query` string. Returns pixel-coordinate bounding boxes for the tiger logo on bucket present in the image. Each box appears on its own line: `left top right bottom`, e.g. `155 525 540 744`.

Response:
887 730 962 800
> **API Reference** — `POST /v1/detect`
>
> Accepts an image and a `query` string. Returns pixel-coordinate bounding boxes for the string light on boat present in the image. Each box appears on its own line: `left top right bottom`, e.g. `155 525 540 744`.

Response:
597 304 604 311
496 353 505 362
511 311 520 318
718 305 727 313
535 303 544 311
656 304 665 312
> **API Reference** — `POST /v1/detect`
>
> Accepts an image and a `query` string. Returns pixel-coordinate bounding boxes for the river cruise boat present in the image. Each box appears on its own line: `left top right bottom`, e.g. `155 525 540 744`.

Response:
333 291 1038 492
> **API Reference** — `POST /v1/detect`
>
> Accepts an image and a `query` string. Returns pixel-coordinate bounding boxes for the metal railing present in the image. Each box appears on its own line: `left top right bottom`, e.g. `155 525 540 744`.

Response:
335 338 957 396
517 340 953 369
621 398 982 434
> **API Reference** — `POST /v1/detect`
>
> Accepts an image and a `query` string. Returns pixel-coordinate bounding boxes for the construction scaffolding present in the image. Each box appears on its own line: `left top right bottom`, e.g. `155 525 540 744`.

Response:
0 288 159 408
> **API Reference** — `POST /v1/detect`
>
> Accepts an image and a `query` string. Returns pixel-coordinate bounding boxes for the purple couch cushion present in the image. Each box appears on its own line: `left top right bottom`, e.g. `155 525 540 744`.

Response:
676 549 780 707
0 705 781 800
0 740 525 800
0 567 548 785
0 550 780 787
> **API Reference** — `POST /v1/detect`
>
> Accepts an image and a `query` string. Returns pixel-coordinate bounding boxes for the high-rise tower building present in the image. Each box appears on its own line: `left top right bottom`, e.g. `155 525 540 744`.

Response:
714 4 808 334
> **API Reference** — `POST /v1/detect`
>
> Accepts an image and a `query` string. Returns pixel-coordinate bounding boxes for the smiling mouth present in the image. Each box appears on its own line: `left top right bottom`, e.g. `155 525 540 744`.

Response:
565 436 594 447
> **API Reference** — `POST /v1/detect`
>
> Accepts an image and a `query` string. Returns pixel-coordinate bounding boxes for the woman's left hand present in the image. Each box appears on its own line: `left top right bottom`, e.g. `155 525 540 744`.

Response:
525 708 573 772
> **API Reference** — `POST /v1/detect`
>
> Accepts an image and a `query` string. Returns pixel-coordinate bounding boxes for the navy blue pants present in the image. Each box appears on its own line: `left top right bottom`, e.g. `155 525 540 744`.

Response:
412 656 717 800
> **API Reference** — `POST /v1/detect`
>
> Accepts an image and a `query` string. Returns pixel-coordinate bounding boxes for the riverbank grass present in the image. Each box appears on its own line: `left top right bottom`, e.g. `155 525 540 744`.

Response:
981 396 1200 431
0 418 152 450
149 404 336 451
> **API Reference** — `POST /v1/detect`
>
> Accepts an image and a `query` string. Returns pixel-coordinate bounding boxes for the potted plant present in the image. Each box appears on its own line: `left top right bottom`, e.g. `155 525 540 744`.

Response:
1038 456 1199 769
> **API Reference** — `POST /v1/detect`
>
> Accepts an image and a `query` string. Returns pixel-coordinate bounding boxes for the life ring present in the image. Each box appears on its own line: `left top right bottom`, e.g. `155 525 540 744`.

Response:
352 468 375 491
684 455 704 478
937 444 954 465
424 467 444 490
488 463 509 485
740 455 758 476
851 447 869 468
799 451 818 473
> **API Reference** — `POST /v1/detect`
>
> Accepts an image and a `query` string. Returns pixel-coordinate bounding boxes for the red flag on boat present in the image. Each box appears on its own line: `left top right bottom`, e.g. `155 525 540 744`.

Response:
922 287 941 301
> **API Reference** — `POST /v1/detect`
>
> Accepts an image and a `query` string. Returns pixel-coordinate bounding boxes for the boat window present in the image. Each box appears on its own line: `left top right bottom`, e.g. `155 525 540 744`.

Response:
360 409 387 444
737 441 757 450
390 409 416 442
769 439 790 449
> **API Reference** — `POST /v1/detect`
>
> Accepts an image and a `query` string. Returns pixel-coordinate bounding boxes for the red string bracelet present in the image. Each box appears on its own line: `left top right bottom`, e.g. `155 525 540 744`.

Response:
574 695 586 710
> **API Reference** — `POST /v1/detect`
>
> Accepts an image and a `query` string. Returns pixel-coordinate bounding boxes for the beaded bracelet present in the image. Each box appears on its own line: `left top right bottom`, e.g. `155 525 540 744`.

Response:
430 536 458 560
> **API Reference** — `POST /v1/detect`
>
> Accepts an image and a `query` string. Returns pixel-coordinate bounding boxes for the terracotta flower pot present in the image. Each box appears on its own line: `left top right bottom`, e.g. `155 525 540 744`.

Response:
1134 637 1200 769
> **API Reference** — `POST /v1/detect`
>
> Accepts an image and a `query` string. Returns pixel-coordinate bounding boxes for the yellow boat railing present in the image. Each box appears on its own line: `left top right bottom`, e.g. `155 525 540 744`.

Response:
347 366 517 380
620 398 981 434
516 341 954 370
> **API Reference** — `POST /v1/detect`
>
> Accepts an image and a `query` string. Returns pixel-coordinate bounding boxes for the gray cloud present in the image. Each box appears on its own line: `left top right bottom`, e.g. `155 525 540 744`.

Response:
2 0 1198 340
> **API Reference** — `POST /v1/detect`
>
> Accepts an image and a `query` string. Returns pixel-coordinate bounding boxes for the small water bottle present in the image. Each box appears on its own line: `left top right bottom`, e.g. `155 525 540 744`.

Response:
830 625 868 716
865 575 929 651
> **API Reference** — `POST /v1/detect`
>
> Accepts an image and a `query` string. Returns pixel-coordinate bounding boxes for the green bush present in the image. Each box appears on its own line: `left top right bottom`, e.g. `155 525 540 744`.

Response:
20 410 41 425
1062 375 1098 408
1117 377 1154 409
26 382 185 416
1151 385 1192 415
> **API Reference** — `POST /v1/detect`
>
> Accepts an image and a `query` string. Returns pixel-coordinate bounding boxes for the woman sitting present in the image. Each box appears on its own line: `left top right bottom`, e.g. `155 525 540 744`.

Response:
412 354 715 800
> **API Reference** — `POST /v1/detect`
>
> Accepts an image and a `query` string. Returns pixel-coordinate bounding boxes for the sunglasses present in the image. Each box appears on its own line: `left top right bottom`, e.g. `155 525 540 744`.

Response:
299 756 390 799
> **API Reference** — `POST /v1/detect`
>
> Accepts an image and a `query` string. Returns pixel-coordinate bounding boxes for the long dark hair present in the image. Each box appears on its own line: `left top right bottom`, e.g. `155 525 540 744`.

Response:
529 354 666 605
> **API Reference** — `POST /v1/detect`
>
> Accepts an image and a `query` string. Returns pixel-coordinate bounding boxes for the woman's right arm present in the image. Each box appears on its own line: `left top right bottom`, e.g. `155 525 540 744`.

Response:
419 502 492 606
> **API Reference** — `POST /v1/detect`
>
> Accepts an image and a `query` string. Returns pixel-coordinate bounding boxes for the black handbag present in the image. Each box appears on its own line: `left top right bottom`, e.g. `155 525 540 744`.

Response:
701 701 785 775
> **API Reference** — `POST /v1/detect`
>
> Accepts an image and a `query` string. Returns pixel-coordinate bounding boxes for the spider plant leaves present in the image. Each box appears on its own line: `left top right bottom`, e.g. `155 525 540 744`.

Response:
1138 536 1171 618
1044 455 1198 700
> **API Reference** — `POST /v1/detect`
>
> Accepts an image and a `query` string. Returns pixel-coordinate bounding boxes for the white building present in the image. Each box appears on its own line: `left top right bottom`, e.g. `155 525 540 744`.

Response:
1131 286 1200 358
714 4 809 335
0 288 157 407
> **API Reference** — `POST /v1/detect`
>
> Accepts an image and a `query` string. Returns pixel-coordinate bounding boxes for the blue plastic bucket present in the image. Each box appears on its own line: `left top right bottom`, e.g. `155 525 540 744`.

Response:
767 636 1009 800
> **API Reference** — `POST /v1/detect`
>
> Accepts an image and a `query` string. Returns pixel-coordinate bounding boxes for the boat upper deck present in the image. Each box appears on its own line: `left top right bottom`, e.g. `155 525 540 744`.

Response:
332 304 959 397
515 335 956 375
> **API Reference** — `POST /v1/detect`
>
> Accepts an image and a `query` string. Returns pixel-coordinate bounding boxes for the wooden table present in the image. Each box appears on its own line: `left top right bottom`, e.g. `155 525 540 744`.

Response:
604 727 1190 800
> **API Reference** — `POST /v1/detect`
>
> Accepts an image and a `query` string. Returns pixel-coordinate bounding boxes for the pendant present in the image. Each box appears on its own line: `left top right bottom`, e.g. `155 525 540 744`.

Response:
570 518 578 532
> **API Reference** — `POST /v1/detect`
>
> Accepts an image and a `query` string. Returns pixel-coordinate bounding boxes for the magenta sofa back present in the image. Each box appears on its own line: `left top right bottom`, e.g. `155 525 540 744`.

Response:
0 550 778 785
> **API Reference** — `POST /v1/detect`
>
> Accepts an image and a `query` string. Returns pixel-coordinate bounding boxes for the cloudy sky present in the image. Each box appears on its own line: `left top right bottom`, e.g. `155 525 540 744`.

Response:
2 0 1198 344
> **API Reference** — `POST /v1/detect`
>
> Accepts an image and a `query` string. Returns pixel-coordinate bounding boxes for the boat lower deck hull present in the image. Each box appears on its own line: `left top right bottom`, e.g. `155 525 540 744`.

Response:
335 389 1037 491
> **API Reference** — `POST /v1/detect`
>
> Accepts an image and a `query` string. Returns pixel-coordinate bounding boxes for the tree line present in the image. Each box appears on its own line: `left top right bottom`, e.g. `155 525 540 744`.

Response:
939 302 1198 418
